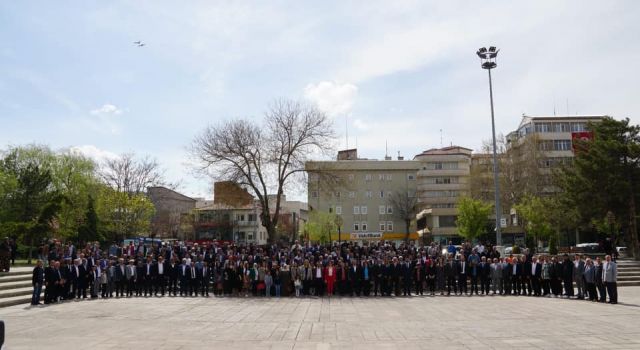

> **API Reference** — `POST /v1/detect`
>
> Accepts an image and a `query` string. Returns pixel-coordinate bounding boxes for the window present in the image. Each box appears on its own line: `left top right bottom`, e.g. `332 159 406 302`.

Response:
365 190 372 198
353 222 360 231
360 206 367 215
361 222 368 231
425 162 458 170
334 191 341 198
248 232 254 240
379 222 386 231
248 214 256 222
379 190 384 198
431 203 457 209
386 221 393 231
348 174 354 181
407 174 415 180
386 206 393 214
534 122 552 133
236 214 245 222
348 191 355 198
329 207 333 213
553 140 572 151
571 122 587 132
553 122 571 133
379 205 386 215
378 174 384 181
353 206 360 215
335 206 342 215
385 174 392 181
311 191 318 198
365 174 372 181
439 215 457 227
424 190 459 198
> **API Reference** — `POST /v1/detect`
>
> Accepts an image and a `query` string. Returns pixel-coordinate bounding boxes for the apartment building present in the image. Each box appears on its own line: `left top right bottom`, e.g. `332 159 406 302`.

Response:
414 146 472 244
305 149 420 243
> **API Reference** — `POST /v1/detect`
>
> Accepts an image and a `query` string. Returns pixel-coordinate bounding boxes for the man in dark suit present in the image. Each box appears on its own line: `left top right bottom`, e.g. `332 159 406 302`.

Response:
522 256 532 296
168 258 179 296
458 255 469 295
510 257 522 295
114 258 126 297
201 262 210 296
401 257 413 296
390 257 401 296
478 256 490 295
348 259 361 296
444 255 458 296
189 261 199 296
530 256 542 296
143 256 155 297
562 254 574 298
371 259 383 296
179 258 190 296
31 260 44 305
155 255 168 296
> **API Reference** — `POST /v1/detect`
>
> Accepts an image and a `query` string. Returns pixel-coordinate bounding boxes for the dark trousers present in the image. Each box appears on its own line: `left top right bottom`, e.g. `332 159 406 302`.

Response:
542 279 550 295
303 279 311 295
362 279 371 296
391 278 400 296
512 276 521 294
101 283 108 298
314 278 324 296
586 282 597 300
563 278 574 297
381 278 389 296
201 278 209 296
605 282 617 303
551 279 562 295
522 276 532 295
414 279 424 295
479 277 489 294
351 280 360 296
470 276 478 295
458 274 467 294
155 275 166 295
402 277 412 296
180 279 189 295
189 278 199 296
373 279 381 296
169 277 178 295
531 277 541 296
447 276 457 294
116 279 126 296
597 282 606 302
32 283 42 305
426 277 435 294
127 278 135 296
144 276 153 295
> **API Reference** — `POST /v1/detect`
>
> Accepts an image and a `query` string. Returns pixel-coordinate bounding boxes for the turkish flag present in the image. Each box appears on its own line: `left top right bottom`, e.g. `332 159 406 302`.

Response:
571 131 594 153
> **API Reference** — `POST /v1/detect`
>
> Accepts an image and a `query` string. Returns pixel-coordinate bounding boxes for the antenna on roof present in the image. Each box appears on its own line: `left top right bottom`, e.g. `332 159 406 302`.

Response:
385 140 388 157
440 129 443 147
345 115 349 149
553 95 556 116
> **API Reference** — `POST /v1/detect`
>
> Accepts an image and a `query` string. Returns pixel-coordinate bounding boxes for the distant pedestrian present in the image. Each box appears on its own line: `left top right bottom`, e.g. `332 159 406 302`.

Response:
31 260 44 305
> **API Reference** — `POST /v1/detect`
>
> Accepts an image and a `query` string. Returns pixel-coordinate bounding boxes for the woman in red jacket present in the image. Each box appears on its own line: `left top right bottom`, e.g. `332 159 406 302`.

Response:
324 260 337 296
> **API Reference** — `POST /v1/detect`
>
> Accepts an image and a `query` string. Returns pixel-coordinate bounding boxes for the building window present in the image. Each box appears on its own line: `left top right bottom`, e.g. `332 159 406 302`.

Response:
425 162 458 170
379 190 384 198
236 214 245 222
248 232 254 240
248 214 256 222
386 221 393 231
361 222 368 231
553 139 572 151
354 223 360 231
348 191 355 198
361 206 367 215
424 190 459 198
365 174 372 181
426 177 459 184
335 206 342 215
386 206 393 214
385 174 392 181
554 122 571 133
329 207 333 213
365 190 372 198
311 191 318 198
571 122 587 132
348 174 354 181
379 222 386 231
379 205 386 215
353 206 360 215
439 215 457 227
378 174 385 181
534 122 552 133
386 191 392 198
407 174 415 180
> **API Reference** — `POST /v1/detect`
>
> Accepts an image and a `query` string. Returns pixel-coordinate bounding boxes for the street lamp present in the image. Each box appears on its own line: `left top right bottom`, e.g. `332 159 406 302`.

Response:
476 45 502 246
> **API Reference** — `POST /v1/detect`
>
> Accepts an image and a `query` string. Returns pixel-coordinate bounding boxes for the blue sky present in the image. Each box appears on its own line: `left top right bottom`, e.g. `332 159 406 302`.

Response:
1 1 639 199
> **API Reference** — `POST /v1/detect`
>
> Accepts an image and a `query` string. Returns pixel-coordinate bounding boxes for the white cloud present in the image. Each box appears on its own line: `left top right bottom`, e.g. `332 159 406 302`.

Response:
88 104 123 134
91 103 122 115
68 145 119 162
304 81 358 117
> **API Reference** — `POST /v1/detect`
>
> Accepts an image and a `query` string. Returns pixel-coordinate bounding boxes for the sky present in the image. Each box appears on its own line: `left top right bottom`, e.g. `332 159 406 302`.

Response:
1 1 639 200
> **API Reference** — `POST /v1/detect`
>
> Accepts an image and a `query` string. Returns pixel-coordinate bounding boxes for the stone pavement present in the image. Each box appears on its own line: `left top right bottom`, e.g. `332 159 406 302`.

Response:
1 288 639 350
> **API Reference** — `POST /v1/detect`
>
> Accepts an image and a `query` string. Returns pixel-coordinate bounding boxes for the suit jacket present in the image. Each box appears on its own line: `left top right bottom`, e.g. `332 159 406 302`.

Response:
125 265 137 280
602 262 617 282
32 266 44 285
583 265 596 284
573 260 586 280
115 264 127 282
444 261 458 278
348 265 360 282
530 263 542 279
179 264 191 281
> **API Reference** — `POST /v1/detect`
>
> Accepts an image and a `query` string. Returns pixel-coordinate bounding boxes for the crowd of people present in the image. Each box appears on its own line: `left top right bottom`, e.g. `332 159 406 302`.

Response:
30 239 619 306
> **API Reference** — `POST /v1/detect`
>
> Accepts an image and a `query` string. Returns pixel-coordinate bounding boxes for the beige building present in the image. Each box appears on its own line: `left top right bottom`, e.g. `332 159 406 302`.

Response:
306 149 420 243
414 146 472 243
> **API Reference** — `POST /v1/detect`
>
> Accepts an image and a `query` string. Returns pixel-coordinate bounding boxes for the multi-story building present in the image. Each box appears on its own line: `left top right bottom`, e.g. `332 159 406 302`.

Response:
414 146 472 244
147 186 197 239
306 149 420 244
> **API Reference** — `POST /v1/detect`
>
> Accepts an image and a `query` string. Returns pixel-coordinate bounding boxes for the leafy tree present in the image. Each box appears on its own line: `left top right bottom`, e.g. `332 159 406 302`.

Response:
515 195 555 248
556 117 640 259
456 197 491 241
305 211 337 244
78 195 100 243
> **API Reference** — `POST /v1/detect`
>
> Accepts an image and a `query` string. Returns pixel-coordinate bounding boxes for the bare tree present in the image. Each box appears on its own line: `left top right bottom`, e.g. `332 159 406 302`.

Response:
100 153 171 195
191 98 335 243
388 190 418 244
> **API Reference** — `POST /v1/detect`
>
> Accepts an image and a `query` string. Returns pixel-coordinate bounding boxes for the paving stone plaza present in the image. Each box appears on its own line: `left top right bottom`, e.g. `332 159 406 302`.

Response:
1 287 639 349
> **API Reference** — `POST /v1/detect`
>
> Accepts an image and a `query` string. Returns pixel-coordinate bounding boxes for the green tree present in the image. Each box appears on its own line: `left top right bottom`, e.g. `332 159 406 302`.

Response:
556 117 640 259
96 187 155 241
78 195 100 243
515 195 555 249
305 211 336 244
456 197 491 241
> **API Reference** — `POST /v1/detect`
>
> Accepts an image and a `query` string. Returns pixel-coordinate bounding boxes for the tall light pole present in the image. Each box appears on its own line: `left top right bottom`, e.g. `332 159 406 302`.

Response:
476 46 502 246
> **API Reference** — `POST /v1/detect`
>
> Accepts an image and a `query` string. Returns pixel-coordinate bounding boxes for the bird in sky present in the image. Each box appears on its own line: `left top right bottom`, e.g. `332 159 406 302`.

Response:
133 41 145 47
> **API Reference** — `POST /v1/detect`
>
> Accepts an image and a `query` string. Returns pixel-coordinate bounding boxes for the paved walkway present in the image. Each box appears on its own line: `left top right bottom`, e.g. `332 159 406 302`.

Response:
1 288 639 349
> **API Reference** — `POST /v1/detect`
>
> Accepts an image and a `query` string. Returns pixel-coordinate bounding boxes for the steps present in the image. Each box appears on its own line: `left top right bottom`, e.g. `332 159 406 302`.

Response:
617 258 640 287
0 267 39 307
